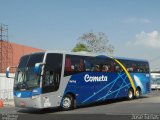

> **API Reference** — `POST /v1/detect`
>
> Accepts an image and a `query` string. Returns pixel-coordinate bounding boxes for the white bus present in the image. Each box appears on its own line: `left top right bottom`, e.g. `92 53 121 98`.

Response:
6 51 150 110
151 72 160 90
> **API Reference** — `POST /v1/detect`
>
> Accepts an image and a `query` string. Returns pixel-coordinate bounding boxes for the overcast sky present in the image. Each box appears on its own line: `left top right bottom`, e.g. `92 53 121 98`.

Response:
0 0 160 70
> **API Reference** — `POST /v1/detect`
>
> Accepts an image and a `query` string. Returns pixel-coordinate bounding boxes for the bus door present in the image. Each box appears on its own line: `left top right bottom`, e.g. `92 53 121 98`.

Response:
42 53 63 93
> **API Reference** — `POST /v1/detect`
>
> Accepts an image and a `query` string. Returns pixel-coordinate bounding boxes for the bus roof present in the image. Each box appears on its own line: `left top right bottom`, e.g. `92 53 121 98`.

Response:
115 56 148 62
22 50 149 62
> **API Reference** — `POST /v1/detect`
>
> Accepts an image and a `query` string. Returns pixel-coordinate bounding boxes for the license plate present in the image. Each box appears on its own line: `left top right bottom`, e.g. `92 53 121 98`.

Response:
20 102 26 107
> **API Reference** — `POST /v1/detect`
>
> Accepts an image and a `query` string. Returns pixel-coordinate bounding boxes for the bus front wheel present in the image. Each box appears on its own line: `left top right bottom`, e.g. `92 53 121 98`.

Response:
62 94 74 111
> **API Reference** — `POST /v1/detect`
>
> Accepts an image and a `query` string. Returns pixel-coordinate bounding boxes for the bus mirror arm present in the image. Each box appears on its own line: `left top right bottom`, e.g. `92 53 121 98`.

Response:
6 66 17 78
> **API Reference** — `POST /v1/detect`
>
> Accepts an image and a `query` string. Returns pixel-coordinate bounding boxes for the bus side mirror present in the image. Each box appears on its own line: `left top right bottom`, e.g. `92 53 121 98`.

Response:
6 67 10 78
6 66 17 78
34 63 45 75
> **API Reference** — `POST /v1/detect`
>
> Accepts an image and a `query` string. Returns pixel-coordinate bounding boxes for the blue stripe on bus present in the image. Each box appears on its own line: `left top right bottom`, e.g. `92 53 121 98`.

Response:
14 88 42 98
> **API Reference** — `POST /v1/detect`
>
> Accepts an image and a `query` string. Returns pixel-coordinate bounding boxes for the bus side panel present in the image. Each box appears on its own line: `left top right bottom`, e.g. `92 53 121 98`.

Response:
62 72 150 106
62 72 132 105
130 73 150 95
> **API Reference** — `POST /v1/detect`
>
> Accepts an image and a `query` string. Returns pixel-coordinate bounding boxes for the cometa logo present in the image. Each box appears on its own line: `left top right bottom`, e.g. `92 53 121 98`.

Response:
84 74 108 82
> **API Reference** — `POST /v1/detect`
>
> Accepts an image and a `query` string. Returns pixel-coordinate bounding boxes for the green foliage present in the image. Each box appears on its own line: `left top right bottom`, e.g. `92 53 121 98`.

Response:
72 43 91 52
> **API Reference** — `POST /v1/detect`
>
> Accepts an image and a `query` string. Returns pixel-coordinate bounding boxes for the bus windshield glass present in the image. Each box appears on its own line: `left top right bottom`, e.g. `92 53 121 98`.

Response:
14 53 44 90
151 74 160 85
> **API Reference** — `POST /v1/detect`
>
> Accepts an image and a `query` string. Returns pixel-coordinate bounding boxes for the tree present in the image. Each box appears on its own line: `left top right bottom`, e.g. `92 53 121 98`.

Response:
78 32 114 55
72 31 115 55
72 43 90 52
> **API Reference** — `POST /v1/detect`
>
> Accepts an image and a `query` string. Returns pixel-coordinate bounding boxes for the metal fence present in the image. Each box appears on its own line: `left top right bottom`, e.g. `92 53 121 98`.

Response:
0 74 14 107
0 73 14 100
0 89 13 100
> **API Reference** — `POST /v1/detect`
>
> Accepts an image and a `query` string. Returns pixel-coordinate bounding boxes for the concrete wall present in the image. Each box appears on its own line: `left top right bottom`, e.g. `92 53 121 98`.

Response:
0 73 14 99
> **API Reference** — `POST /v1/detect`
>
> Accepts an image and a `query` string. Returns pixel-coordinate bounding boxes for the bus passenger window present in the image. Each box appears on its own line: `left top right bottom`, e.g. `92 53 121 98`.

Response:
64 55 85 76
110 62 115 72
102 65 109 72
95 65 100 72
132 64 135 72
65 58 71 72
75 64 82 71
84 59 91 71
115 65 120 72
71 65 75 71
80 59 84 71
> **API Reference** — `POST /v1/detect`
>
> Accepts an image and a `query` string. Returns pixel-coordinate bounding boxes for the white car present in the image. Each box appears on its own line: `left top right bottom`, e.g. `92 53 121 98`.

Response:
151 72 160 90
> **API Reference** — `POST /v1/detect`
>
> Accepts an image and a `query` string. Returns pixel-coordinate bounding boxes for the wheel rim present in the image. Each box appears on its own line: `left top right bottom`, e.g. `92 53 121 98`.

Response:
63 97 71 109
128 90 133 99
136 90 140 98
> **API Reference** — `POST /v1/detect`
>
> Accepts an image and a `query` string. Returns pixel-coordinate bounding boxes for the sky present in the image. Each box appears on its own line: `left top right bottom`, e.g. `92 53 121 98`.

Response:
0 0 160 70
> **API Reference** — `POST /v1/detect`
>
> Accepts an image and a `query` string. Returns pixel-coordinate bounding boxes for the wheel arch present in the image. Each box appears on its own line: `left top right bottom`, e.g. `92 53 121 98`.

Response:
129 87 134 92
64 92 76 100
135 86 142 97
136 86 142 92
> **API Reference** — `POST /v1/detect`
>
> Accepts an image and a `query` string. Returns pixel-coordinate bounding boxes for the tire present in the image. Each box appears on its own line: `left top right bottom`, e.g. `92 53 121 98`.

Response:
62 94 74 111
135 88 141 99
128 88 134 100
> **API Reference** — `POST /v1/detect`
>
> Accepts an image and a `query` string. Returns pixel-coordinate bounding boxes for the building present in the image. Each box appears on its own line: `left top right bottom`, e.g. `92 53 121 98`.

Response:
0 41 44 73
11 42 44 71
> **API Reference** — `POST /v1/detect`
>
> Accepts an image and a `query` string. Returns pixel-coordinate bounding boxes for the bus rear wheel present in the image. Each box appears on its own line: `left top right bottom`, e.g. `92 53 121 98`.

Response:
62 94 74 111
128 88 134 100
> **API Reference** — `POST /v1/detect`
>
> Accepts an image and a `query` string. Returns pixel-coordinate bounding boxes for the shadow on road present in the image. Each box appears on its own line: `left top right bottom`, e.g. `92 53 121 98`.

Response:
17 107 62 114
78 96 148 109
17 96 148 114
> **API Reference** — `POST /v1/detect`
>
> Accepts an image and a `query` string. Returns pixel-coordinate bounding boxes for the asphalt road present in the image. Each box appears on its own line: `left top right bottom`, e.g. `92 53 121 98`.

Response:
1 90 160 120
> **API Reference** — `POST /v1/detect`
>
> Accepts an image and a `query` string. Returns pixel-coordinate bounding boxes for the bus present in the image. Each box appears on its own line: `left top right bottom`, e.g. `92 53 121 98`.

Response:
151 72 160 90
6 51 150 110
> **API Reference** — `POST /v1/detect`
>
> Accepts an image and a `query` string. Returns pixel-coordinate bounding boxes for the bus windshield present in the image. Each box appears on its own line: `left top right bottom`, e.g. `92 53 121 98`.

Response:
14 53 44 90
151 74 160 85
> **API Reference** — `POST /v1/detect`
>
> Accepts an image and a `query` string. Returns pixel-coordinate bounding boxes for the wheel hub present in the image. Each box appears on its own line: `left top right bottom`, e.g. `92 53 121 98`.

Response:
63 97 71 108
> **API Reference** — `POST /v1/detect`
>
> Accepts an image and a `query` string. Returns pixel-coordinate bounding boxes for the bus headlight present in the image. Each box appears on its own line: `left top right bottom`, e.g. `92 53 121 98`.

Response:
32 95 39 99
